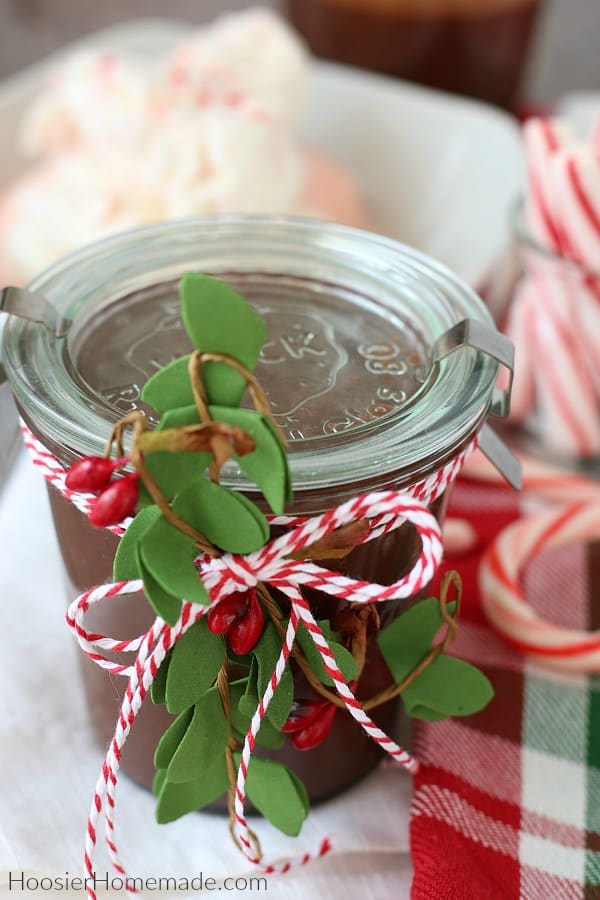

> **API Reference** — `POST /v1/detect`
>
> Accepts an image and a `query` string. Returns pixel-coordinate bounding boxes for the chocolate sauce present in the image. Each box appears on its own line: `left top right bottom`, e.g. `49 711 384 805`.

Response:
286 0 541 107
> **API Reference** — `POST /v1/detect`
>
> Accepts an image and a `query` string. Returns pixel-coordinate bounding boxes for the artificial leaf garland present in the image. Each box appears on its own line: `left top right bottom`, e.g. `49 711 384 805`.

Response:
65 274 494 848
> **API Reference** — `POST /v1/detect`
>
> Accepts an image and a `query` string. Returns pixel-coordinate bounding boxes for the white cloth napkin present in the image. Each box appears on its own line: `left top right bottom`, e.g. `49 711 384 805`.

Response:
0 451 412 898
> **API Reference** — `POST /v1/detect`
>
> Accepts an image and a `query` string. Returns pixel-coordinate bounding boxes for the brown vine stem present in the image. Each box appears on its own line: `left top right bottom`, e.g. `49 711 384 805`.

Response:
188 349 288 449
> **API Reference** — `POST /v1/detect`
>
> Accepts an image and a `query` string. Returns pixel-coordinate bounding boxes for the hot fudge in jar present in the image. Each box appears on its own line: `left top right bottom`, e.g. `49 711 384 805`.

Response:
3 217 503 803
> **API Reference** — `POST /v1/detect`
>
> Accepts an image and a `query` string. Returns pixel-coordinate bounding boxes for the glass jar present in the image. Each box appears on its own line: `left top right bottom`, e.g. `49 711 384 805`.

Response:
502 212 600 476
284 0 543 108
3 217 502 802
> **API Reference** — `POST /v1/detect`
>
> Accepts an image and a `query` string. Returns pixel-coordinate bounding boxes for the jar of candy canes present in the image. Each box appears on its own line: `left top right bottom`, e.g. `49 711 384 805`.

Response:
503 118 600 473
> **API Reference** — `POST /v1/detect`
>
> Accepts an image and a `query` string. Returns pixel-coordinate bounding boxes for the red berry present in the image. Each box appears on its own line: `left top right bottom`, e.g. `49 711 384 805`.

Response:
89 473 139 527
291 703 336 751
281 699 329 734
207 590 252 635
65 456 117 492
228 591 264 655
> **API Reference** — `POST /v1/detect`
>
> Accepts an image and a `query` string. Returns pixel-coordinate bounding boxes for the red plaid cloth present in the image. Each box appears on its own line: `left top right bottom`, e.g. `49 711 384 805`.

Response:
410 473 600 900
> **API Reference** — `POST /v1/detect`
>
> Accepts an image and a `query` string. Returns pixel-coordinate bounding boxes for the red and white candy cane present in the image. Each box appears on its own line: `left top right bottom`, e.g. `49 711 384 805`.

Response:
510 117 600 458
480 502 600 672
23 422 475 896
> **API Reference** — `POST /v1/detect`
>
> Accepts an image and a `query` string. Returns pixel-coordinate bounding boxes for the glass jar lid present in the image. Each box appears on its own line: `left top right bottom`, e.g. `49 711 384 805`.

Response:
3 217 499 493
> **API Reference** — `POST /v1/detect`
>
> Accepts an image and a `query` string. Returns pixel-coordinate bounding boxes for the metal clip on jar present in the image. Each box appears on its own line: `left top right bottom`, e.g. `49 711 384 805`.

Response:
2 217 517 802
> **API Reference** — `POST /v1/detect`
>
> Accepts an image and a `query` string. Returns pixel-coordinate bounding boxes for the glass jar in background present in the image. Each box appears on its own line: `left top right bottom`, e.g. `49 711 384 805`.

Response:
3 217 504 802
502 210 600 475
284 0 543 108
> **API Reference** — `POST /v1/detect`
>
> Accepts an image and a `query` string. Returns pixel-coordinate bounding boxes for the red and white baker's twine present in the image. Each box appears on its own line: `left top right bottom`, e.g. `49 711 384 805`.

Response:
21 422 475 897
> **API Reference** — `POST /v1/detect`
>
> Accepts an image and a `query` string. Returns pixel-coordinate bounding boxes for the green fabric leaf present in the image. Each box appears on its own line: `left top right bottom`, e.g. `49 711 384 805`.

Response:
239 659 259 718
261 415 293 505
113 506 161 580
296 620 358 687
173 479 269 554
166 687 230 783
159 404 290 515
138 450 211 507
180 273 267 407
377 596 492 720
288 769 310 813
210 406 290 515
402 655 494 720
150 650 172 705
154 707 194 770
139 514 209 606
377 596 455 684
254 622 294 730
228 678 250 735
152 769 167 798
136 548 182 625
226 649 254 668
165 619 225 714
233 754 308 837
157 405 200 430
141 356 194 413
155 754 229 823
256 720 286 750
229 677 285 750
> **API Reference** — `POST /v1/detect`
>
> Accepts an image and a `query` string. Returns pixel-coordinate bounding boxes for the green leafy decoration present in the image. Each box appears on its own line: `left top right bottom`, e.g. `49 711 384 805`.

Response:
165 619 225 714
377 596 453 679
180 273 267 407
261 414 293 505
288 768 310 815
155 754 230 824
377 596 493 720
296 620 358 687
166 687 230 783
233 753 308 837
139 514 210 607
138 449 211 507
152 769 167 798
150 650 172 705
135 547 181 625
154 706 194 770
160 404 289 514
113 505 161 580
141 356 195 413
229 678 285 750
239 658 259 718
173 479 269 554
402 656 494 720
253 622 294 730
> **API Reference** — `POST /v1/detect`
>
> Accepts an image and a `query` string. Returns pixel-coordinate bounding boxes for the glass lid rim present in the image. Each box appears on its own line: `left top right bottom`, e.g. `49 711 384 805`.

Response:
3 215 498 490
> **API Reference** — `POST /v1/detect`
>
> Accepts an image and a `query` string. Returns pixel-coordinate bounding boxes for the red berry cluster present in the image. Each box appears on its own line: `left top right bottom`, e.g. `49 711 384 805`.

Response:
282 699 336 750
207 587 265 655
65 455 139 527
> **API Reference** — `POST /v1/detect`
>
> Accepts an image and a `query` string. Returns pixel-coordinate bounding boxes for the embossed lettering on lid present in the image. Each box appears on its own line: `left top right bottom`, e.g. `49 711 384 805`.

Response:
73 276 429 447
